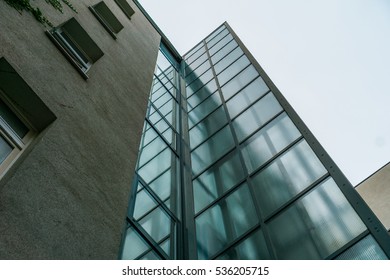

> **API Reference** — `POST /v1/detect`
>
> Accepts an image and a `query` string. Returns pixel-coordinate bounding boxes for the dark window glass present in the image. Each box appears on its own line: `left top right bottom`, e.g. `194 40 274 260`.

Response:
268 178 367 259
0 99 28 138
196 183 258 259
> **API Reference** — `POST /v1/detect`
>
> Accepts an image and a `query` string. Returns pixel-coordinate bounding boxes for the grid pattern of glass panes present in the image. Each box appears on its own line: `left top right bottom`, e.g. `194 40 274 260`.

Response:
183 24 388 260
120 46 182 260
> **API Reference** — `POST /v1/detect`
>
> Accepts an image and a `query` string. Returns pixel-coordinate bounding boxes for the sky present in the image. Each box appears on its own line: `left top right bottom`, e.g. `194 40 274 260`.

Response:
138 0 390 186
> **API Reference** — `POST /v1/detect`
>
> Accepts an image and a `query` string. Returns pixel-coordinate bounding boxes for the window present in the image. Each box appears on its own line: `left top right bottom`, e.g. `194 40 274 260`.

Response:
0 57 56 178
90 1 124 39
114 0 135 20
46 18 104 79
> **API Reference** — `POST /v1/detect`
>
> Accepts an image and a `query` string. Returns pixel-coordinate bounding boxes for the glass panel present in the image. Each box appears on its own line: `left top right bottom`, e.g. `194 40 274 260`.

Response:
139 206 173 243
189 106 227 149
185 52 208 75
241 113 301 174
208 34 234 57
138 148 172 184
0 135 13 164
226 77 269 118
186 69 214 95
133 189 158 220
252 140 328 217
139 250 161 260
214 47 244 74
233 92 283 142
149 169 172 202
137 135 167 168
188 91 222 128
155 50 172 76
160 238 171 257
0 100 29 138
268 178 367 259
196 183 258 259
120 226 150 260
217 55 251 86
187 79 218 111
335 235 388 260
185 44 205 64
206 28 229 48
221 65 259 101
216 229 271 260
185 59 211 85
191 125 234 176
193 151 245 213
211 39 238 64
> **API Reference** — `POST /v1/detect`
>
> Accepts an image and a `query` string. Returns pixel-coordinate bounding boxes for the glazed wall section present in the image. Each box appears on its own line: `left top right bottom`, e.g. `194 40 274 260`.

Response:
0 0 160 259
183 24 389 260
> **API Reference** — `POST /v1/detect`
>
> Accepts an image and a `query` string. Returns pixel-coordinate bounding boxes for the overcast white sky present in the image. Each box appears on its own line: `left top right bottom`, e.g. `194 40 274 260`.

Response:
139 0 390 186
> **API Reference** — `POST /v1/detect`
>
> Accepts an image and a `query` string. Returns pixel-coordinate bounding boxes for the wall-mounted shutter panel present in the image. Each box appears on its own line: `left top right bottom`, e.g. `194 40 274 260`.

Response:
95 2 124 34
62 18 104 63
114 0 135 19
0 58 56 132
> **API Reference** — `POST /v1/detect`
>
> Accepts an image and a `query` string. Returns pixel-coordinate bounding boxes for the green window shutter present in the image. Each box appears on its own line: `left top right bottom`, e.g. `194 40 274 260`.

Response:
94 1 124 34
114 0 135 20
62 18 104 63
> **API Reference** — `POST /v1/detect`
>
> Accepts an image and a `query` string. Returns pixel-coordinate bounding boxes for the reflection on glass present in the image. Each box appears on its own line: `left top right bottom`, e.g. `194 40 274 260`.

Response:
221 65 259 101
268 178 367 259
188 91 222 128
208 34 234 57
196 183 258 259
137 134 167 168
121 226 150 260
241 113 301 174
191 125 234 175
216 228 271 260
335 235 388 260
185 59 211 85
233 92 283 141
185 44 205 65
214 47 244 74
206 28 229 48
0 136 13 164
186 69 214 96
138 148 172 183
217 55 250 86
193 151 245 213
226 77 269 118
187 79 218 111
133 189 158 220
189 106 227 149
0 99 29 138
139 250 161 260
185 52 208 75
210 38 238 64
139 206 172 243
252 140 327 217
205 25 225 42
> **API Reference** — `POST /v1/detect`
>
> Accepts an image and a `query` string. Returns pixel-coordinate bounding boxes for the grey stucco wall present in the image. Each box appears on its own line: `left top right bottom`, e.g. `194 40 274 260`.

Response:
356 163 390 232
0 0 161 259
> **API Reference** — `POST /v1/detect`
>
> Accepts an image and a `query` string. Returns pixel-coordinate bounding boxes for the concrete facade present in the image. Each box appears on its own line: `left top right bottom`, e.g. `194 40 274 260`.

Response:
0 0 161 259
357 162 390 232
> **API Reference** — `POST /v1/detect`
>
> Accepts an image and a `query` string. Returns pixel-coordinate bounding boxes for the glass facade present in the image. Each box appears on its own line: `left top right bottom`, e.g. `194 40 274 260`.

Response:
119 23 390 260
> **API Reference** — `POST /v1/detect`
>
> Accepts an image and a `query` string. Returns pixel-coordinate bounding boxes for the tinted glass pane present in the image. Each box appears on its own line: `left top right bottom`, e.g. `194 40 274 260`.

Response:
188 91 222 128
226 77 269 118
205 25 226 42
191 125 234 175
189 106 228 149
214 47 244 74
335 235 388 260
137 135 167 168
138 148 172 183
221 65 259 100
139 250 161 260
252 140 327 217
193 151 245 213
196 183 258 259
0 135 13 164
0 100 28 138
216 229 271 260
121 226 150 260
210 38 237 64
207 28 229 48
187 79 218 111
186 69 214 95
268 178 367 259
139 206 172 243
133 189 158 220
208 34 234 57
185 43 205 63
185 59 211 85
241 113 301 174
233 92 283 141
217 55 251 86
185 52 208 75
